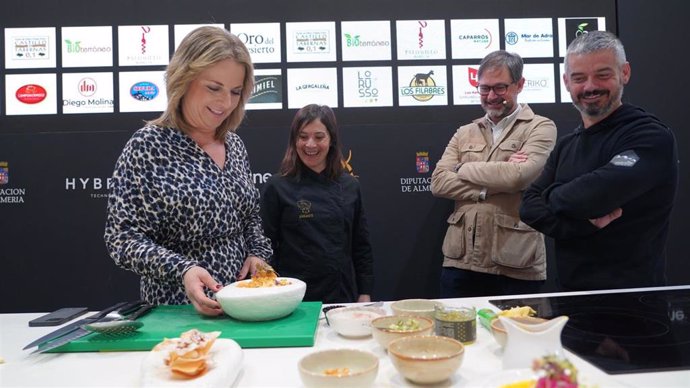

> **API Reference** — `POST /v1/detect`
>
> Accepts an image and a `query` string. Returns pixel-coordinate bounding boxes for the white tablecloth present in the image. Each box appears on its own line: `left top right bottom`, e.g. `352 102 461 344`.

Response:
1 286 688 387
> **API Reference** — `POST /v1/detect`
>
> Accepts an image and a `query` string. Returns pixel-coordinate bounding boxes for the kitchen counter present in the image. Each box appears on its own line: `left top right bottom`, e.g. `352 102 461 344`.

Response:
1 286 689 387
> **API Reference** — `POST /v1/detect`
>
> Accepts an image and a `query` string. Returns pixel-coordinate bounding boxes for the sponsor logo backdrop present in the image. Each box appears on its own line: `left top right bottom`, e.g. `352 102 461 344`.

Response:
10 0 684 313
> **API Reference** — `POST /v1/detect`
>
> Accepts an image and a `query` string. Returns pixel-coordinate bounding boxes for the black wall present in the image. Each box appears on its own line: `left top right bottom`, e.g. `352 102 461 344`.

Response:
617 0 690 287
1 0 686 313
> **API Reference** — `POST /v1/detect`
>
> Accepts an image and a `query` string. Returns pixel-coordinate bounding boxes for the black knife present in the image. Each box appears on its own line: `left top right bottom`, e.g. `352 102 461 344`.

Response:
23 301 137 350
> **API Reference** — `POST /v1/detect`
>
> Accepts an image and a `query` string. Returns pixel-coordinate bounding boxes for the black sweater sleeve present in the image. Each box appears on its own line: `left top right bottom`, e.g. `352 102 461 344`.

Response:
547 120 677 219
520 149 599 239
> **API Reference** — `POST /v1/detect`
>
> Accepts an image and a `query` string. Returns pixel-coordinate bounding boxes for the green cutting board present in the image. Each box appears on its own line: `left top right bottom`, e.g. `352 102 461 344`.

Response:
49 301 322 352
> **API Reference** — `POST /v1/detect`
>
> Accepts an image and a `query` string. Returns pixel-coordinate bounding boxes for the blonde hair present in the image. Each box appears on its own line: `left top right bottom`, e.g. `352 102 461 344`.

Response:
149 26 254 140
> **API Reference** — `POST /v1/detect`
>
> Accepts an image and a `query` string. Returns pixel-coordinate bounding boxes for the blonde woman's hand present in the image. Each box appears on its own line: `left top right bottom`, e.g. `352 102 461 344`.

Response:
183 266 224 316
237 255 267 280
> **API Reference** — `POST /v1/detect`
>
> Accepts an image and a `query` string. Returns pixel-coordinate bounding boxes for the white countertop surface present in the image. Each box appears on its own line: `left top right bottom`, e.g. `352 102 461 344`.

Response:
1 286 689 387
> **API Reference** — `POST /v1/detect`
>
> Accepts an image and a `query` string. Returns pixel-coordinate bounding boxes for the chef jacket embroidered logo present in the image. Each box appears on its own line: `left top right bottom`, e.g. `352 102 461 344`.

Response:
297 200 314 219
609 150 639 167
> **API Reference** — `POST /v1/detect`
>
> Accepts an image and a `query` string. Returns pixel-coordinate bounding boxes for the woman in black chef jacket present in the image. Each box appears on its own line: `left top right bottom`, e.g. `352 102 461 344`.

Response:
260 104 374 303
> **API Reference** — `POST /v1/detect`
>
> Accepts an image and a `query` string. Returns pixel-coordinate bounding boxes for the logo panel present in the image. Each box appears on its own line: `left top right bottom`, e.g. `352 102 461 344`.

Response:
450 19 500 59
231 23 282 63
341 20 392 61
452 65 481 106
117 25 169 66
286 22 336 62
398 66 448 106
503 18 554 58
5 73 57 115
61 26 113 68
4 27 57 69
396 20 446 60
287 67 338 109
557 17 606 57
342 67 393 108
62 72 115 114
118 71 167 112
247 69 283 110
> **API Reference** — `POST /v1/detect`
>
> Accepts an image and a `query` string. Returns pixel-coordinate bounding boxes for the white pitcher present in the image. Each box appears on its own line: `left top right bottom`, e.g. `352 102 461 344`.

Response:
499 315 569 370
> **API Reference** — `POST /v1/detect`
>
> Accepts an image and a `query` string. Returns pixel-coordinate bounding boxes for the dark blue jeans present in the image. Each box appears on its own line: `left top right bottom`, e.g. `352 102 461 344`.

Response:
440 267 544 298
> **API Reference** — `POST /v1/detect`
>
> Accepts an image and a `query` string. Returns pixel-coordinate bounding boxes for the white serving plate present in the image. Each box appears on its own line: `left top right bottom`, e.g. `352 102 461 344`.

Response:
140 338 243 388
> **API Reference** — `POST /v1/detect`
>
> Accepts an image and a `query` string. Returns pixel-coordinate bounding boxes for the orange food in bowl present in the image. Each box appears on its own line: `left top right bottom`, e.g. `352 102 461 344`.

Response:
236 262 290 288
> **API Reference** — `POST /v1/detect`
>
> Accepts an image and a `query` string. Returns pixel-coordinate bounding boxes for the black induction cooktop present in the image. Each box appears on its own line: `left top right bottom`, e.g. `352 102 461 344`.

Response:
490 288 690 374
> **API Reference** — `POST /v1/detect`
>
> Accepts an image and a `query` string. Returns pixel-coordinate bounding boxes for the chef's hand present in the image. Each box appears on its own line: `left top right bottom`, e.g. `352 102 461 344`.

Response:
237 255 267 280
590 208 623 229
357 294 372 303
183 266 224 316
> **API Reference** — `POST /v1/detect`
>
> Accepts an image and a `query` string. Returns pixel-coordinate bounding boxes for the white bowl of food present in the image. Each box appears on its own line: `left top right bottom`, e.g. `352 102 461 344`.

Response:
391 299 443 319
370 315 434 350
215 277 306 321
298 349 379 387
326 306 386 338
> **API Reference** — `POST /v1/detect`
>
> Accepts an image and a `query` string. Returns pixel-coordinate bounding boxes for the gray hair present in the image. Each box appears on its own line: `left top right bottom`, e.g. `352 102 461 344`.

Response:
478 50 523 83
565 30 627 72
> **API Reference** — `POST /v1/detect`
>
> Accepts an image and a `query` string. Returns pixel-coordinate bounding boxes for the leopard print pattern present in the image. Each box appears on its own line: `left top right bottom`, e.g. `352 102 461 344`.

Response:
104 125 272 305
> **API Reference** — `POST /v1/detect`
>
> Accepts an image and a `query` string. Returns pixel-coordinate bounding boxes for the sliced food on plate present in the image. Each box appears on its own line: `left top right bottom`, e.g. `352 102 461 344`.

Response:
141 329 243 387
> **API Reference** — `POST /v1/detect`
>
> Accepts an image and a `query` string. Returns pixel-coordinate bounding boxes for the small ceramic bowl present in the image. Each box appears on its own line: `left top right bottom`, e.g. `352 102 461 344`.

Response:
298 349 379 387
490 316 548 348
390 299 443 319
388 335 465 384
370 315 434 350
215 277 306 321
326 306 386 338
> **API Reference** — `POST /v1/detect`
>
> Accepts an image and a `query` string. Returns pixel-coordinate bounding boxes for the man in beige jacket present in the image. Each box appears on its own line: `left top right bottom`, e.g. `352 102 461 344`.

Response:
431 51 556 297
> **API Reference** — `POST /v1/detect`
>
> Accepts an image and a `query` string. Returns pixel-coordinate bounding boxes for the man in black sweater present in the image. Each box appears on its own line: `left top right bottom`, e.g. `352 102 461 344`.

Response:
520 31 678 291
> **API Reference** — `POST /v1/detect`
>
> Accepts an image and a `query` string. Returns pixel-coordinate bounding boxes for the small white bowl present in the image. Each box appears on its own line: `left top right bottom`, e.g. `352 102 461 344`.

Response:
391 299 443 319
215 277 306 321
326 306 386 338
388 335 465 384
370 315 434 350
298 349 379 387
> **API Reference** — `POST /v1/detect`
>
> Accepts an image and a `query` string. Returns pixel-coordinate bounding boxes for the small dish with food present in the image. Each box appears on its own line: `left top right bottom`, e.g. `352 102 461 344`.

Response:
298 349 379 387
370 315 434 350
326 305 386 338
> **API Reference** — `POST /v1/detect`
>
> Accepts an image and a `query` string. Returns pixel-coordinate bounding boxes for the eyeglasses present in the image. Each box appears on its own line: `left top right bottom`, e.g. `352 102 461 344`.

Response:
476 83 513 96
